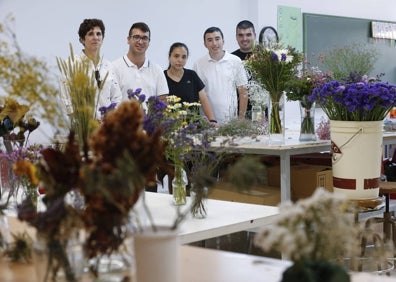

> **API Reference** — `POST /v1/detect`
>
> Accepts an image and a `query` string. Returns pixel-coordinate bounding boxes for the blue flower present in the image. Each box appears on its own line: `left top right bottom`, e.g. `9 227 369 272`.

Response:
309 79 396 121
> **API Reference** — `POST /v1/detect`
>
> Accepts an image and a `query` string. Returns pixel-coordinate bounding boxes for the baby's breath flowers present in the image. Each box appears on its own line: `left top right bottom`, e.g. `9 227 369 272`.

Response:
254 188 393 280
255 188 359 263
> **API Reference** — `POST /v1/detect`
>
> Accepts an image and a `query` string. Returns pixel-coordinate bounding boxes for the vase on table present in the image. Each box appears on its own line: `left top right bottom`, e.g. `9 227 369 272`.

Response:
330 120 382 200
172 164 187 206
133 226 179 282
0 215 11 252
268 91 286 144
251 105 264 123
190 186 208 219
299 99 316 142
33 233 84 282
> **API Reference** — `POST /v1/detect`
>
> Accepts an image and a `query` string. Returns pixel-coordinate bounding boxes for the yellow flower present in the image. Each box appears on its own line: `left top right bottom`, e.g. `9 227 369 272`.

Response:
13 159 39 186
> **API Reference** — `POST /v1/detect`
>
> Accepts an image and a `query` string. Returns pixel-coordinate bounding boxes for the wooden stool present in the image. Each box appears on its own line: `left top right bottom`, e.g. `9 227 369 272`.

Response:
364 182 396 243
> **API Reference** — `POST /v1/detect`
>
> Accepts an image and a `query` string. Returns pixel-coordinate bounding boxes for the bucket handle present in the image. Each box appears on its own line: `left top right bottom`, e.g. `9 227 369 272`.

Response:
332 127 363 164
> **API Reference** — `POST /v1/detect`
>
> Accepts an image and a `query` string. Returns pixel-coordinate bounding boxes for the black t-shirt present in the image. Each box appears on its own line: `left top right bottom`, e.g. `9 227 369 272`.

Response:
164 68 205 103
231 49 252 61
232 49 253 117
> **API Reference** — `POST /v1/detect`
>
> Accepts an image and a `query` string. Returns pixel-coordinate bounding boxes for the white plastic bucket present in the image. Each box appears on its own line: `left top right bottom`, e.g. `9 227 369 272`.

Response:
330 120 382 200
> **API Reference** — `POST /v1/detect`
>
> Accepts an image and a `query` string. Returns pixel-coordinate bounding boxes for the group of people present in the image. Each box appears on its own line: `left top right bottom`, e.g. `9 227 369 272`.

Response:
64 18 260 125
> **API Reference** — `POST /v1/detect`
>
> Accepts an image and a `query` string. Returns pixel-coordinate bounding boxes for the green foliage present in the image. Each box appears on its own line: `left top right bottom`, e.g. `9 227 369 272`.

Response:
317 42 379 81
215 118 267 137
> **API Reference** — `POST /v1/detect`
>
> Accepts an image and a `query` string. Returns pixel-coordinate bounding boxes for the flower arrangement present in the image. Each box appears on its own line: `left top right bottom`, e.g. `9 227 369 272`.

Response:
129 89 207 205
254 188 392 281
57 45 101 158
16 97 165 280
0 98 40 213
309 75 396 121
286 66 331 140
245 43 303 134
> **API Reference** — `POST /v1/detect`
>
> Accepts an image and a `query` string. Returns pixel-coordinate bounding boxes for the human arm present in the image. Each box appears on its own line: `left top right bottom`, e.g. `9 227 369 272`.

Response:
237 85 248 119
198 89 217 126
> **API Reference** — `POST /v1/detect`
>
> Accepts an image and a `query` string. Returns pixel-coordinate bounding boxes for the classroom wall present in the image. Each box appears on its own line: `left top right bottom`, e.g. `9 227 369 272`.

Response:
1 0 395 142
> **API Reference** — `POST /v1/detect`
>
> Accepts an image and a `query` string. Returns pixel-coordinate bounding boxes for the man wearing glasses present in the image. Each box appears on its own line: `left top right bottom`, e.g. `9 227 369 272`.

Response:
113 22 168 103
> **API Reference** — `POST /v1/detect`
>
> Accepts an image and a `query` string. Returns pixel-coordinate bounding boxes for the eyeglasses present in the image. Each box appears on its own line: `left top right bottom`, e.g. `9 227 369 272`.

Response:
130 35 150 43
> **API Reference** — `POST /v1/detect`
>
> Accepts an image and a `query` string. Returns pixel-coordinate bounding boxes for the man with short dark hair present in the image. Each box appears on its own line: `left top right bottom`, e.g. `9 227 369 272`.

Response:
232 20 256 60
193 26 248 124
113 22 168 103
232 20 256 118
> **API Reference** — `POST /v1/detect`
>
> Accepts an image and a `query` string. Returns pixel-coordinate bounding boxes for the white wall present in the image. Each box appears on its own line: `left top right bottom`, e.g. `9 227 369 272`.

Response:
1 0 395 142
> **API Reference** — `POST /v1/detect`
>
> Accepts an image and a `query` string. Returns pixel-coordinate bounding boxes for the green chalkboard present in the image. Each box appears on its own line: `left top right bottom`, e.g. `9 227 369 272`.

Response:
303 13 396 84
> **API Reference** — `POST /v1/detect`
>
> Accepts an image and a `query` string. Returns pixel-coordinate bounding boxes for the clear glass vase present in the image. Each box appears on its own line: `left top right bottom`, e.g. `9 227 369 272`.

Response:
0 215 11 252
190 186 208 219
268 91 285 144
33 234 85 282
299 100 316 142
251 105 263 123
172 165 187 206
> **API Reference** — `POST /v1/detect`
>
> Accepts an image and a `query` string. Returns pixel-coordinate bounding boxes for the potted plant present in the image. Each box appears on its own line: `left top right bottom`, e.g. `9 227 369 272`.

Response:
309 74 396 200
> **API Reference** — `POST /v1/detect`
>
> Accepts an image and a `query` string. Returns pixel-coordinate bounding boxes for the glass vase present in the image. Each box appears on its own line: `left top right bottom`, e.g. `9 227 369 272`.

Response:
172 165 187 206
299 100 317 142
268 91 285 144
33 234 85 282
0 215 11 252
251 105 263 123
190 186 208 219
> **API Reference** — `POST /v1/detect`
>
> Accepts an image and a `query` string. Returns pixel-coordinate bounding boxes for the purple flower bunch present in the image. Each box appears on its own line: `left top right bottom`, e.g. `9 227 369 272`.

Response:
309 78 396 121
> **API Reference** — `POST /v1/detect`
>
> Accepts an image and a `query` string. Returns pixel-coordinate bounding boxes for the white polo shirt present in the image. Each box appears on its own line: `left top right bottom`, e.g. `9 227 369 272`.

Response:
193 51 247 124
112 55 169 101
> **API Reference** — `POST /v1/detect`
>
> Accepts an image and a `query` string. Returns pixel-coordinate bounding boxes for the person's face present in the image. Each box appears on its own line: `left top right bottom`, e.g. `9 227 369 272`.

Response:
127 28 150 55
236 27 256 52
81 26 103 51
169 46 188 70
204 31 224 56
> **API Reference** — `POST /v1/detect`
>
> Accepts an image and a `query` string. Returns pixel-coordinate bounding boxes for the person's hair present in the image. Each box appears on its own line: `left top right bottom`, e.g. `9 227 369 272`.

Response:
167 42 189 69
78 18 105 39
128 22 151 38
168 42 189 57
203 26 224 40
236 20 255 32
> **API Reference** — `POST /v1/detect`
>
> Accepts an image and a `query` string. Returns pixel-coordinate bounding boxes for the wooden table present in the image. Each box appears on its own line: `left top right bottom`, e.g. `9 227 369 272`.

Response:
1 245 394 282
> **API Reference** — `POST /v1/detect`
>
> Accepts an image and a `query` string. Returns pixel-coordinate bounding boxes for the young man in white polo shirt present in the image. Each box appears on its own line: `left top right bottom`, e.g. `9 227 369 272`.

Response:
113 22 168 104
193 26 248 124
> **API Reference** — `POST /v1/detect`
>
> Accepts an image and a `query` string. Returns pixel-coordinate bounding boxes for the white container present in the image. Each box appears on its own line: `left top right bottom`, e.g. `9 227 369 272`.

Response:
133 226 179 282
330 120 382 200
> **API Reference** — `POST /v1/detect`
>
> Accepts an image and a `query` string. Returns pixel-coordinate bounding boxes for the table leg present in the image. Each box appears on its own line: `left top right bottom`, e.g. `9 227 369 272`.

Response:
280 152 291 202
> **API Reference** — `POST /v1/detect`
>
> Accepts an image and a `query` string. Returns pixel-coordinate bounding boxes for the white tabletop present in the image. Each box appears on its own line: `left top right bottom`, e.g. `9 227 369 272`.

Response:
140 192 279 244
210 134 331 202
180 245 396 282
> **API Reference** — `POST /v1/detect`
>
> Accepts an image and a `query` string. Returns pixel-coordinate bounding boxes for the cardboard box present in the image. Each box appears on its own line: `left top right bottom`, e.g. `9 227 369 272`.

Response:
208 185 280 206
267 164 333 201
